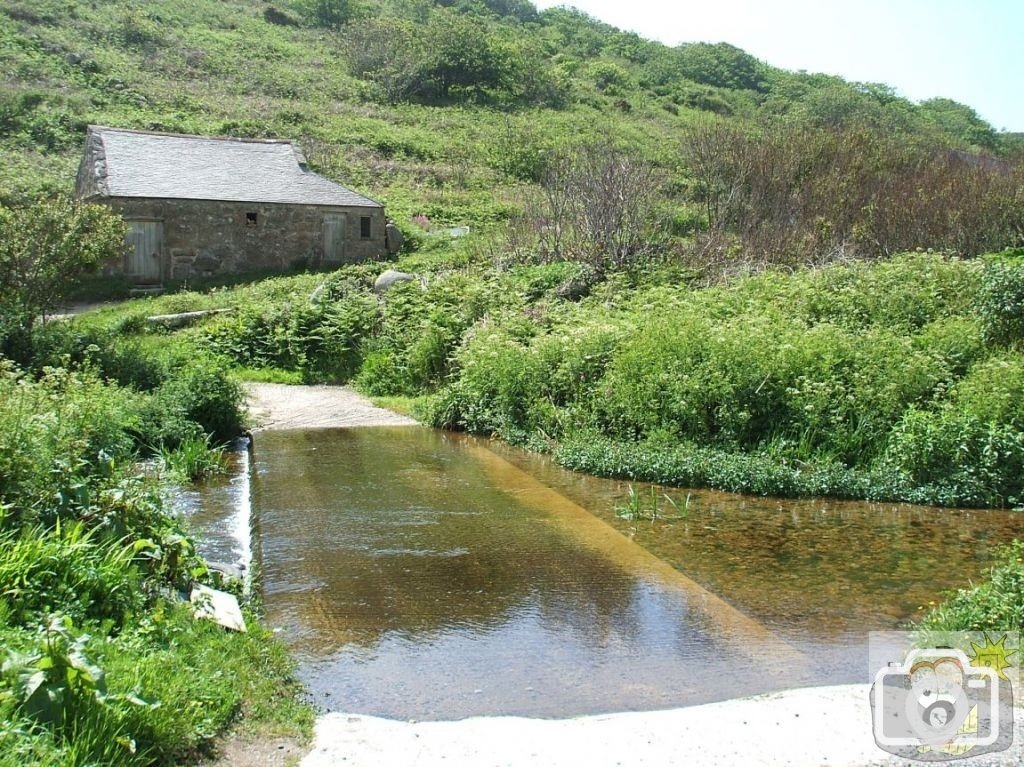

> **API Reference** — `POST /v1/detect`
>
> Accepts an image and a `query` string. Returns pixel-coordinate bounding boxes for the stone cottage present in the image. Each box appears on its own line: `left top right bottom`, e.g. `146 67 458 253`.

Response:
75 125 386 286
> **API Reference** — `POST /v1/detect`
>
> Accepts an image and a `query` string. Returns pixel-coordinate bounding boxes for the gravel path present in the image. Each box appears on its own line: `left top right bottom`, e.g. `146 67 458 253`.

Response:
244 382 417 431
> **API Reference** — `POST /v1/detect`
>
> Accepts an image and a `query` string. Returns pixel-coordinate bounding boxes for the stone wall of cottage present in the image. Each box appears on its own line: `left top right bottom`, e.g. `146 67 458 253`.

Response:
102 198 386 281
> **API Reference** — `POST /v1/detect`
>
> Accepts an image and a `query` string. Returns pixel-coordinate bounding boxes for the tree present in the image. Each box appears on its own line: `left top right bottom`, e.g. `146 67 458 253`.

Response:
421 9 509 100
480 0 538 22
299 0 365 28
673 42 765 92
920 98 1000 152
0 197 125 350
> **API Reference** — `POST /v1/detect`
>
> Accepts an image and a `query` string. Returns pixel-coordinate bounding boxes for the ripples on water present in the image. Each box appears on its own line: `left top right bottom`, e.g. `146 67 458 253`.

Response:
180 427 1024 720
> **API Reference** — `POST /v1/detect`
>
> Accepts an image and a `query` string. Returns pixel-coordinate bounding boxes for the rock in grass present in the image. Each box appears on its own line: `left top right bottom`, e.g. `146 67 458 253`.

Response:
373 269 416 293
146 308 233 328
191 584 247 632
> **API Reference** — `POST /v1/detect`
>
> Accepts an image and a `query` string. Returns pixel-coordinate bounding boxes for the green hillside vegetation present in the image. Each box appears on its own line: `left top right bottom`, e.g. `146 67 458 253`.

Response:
62 249 1024 510
0 346 311 765
2 0 1024 762
2 0 1023 264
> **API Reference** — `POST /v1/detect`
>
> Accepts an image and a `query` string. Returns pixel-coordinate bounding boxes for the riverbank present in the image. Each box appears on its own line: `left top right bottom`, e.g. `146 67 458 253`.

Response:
0 348 312 767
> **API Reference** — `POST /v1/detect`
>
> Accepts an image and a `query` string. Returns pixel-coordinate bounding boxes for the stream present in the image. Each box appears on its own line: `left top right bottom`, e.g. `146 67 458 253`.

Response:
178 426 1024 720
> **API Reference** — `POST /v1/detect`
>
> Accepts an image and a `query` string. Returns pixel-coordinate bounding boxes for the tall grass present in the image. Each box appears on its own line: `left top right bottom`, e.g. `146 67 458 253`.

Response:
0 523 141 626
157 434 226 482
0 604 312 767
0 324 308 765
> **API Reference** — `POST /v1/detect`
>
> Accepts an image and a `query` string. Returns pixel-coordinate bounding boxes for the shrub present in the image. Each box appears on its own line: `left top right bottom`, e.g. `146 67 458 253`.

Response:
298 0 363 28
0 364 139 524
912 316 986 378
519 142 665 269
921 541 1024 631
978 253 1024 347
0 198 125 355
883 408 1024 507
428 327 548 437
141 355 243 447
881 355 1024 506
20 322 171 392
596 312 945 464
801 254 982 331
201 292 380 383
952 354 1024 428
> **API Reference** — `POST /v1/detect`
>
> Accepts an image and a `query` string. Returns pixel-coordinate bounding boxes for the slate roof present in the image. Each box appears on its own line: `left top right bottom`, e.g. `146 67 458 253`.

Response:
81 126 381 208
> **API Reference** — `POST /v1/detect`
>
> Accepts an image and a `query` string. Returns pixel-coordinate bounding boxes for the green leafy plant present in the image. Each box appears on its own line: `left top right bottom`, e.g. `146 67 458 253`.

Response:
0 522 142 627
157 433 226 482
2 615 112 729
978 253 1024 347
0 197 126 356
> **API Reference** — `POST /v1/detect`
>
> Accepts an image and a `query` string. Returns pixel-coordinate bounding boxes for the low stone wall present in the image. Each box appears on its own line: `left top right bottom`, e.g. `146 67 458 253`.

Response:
102 197 385 281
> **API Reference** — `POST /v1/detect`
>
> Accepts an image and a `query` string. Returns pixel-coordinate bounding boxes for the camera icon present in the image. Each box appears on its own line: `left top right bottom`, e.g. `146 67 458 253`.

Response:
870 646 1013 760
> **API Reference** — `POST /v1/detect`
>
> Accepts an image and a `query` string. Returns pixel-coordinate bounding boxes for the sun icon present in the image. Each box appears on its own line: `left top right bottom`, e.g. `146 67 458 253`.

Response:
967 634 1017 681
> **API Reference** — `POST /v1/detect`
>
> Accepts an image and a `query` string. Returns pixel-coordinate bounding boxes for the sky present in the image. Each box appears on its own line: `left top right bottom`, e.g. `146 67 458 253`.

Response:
532 0 1024 132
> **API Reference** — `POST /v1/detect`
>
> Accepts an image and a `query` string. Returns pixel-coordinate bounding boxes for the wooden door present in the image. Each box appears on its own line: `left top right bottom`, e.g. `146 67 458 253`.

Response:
323 213 347 264
125 220 163 284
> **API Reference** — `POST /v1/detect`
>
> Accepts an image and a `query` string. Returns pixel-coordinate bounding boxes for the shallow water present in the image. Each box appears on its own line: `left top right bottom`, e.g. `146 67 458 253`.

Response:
182 427 1024 720
171 449 251 568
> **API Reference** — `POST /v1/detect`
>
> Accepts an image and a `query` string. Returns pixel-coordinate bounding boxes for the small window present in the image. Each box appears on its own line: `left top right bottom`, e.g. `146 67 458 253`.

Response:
246 212 258 227
360 216 372 239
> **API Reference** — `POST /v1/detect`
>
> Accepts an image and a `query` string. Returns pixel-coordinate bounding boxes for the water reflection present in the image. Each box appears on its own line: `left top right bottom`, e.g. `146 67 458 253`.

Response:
485 442 1024 635
187 427 1024 720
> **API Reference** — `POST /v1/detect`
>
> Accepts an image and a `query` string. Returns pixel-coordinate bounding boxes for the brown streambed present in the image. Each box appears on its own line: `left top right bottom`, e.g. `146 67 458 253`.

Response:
181 426 1024 721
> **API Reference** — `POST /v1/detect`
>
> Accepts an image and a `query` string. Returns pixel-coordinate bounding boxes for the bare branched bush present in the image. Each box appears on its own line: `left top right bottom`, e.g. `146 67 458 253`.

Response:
681 120 1024 265
513 142 665 270
343 19 427 103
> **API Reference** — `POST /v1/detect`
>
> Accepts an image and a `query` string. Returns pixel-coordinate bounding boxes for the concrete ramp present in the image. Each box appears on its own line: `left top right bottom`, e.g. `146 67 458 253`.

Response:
468 441 806 671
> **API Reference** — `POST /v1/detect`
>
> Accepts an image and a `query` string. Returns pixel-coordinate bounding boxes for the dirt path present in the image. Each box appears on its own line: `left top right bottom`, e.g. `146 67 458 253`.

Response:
244 383 418 431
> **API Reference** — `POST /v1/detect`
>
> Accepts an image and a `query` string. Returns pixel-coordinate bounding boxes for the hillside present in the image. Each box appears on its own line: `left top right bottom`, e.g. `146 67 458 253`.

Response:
2 0 1021 250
